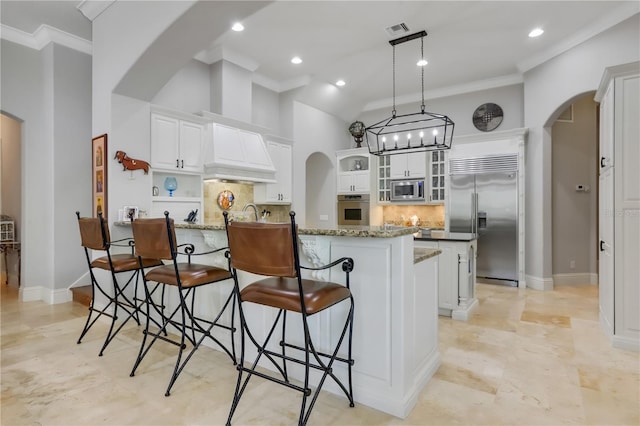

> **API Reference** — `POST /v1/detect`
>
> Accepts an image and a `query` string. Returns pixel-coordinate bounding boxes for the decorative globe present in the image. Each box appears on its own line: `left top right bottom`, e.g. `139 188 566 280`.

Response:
349 121 366 148
164 177 178 197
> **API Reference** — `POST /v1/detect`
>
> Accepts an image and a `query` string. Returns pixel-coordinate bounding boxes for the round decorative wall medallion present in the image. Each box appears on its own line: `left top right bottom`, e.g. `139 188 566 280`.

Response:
472 103 504 132
217 190 235 211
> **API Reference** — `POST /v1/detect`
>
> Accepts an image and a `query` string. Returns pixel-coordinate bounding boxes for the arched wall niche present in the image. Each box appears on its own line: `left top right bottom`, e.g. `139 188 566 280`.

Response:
305 151 335 228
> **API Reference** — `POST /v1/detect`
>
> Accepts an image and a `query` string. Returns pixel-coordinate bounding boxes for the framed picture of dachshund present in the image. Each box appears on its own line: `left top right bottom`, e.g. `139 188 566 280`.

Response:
92 134 108 218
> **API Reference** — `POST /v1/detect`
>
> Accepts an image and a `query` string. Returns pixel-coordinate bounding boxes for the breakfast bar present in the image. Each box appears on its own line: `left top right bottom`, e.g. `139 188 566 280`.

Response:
114 221 441 418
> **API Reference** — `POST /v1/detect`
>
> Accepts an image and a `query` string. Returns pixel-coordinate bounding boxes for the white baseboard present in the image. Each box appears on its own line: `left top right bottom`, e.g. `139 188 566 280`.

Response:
553 273 598 286
19 286 72 304
49 288 73 304
524 274 554 291
452 298 479 321
612 335 640 352
20 286 43 302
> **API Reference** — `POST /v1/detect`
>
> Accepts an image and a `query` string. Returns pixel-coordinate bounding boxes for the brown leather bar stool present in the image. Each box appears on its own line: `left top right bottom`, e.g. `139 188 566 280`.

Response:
129 211 236 396
75 211 163 356
223 211 355 426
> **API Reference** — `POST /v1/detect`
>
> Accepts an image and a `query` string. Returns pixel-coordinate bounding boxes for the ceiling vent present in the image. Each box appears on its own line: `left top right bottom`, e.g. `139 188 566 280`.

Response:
385 23 410 37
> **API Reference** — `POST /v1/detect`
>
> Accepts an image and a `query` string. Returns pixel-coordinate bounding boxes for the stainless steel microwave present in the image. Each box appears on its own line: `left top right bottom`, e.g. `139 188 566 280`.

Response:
390 179 425 202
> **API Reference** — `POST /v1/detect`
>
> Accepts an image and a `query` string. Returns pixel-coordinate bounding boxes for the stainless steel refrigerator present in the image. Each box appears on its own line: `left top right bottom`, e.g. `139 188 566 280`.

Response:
449 154 519 286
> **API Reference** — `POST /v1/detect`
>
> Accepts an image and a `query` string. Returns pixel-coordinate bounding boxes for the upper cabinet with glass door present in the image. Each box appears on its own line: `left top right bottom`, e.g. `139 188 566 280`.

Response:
429 150 446 203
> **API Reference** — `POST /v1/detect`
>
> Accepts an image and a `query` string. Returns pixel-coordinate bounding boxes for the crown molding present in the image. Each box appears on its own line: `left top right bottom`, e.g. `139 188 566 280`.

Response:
362 73 523 112
0 24 92 55
76 0 116 21
517 3 639 73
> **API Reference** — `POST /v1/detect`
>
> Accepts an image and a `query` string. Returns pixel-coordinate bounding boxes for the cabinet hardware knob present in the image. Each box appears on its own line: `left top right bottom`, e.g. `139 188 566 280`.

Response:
600 240 606 252
600 157 606 168
176 159 179 168
181 160 184 168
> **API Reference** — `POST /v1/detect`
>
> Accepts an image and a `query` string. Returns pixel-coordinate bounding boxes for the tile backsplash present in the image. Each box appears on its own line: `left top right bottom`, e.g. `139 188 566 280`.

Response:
382 204 445 228
203 181 290 224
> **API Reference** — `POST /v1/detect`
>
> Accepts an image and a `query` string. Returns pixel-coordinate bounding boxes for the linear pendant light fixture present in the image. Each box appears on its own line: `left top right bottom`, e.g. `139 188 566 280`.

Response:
366 30 455 156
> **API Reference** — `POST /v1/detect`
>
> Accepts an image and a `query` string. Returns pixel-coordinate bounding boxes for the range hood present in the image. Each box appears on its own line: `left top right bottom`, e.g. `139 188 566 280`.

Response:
203 123 276 183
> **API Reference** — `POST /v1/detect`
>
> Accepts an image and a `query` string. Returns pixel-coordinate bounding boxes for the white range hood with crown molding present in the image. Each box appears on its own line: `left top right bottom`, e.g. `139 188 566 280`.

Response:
203 122 276 183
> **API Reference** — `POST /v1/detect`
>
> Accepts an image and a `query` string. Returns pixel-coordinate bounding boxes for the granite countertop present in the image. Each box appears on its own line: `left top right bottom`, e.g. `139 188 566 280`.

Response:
413 248 442 264
113 221 419 238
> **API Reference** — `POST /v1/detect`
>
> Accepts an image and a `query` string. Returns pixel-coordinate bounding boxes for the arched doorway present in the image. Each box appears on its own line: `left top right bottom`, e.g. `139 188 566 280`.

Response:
305 152 335 227
548 92 599 286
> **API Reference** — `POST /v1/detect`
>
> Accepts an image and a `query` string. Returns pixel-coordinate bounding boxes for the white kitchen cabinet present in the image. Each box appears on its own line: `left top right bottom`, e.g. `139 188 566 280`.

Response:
254 141 292 204
415 238 477 320
336 148 370 194
151 113 205 173
428 150 446 203
377 155 391 202
389 152 426 179
595 62 640 351
337 171 370 194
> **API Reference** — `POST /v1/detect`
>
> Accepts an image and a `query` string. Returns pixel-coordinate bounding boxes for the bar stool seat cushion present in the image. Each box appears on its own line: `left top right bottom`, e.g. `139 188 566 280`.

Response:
91 254 162 272
146 263 232 288
241 277 351 315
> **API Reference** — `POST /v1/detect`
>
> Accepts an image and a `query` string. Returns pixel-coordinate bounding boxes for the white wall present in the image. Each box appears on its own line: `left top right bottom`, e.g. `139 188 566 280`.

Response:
216 60 252 123
1 39 91 302
152 59 210 114
52 44 93 289
109 94 153 240
551 95 598 280
358 84 524 139
292 101 349 226
524 13 640 288
252 83 280 133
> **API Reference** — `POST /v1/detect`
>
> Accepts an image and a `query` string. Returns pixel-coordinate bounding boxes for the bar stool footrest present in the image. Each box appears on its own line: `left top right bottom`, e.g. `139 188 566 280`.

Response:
279 342 354 366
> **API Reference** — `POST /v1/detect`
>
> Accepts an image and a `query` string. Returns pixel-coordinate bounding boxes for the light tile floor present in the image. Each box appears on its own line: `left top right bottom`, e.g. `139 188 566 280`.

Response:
1 279 638 425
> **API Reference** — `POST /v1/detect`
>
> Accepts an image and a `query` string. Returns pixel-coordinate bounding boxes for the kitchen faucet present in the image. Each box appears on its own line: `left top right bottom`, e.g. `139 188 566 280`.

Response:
242 203 259 222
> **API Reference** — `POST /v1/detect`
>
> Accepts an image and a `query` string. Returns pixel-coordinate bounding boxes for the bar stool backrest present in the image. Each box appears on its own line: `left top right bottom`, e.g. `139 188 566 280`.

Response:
77 215 110 250
226 220 298 278
131 216 177 261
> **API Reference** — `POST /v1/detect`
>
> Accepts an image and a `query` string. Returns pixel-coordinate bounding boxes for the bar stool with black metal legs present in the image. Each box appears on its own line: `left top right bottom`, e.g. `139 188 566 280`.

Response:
223 211 355 426
129 211 237 396
75 211 164 356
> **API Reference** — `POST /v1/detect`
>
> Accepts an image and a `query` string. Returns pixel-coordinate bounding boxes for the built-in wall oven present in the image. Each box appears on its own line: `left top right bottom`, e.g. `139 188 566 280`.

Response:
337 194 370 226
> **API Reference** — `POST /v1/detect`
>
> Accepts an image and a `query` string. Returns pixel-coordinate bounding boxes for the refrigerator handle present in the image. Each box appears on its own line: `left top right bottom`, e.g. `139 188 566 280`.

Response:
471 193 478 234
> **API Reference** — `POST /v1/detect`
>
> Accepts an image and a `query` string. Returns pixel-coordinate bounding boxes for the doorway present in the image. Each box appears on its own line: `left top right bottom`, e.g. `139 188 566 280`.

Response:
0 113 23 287
550 93 599 286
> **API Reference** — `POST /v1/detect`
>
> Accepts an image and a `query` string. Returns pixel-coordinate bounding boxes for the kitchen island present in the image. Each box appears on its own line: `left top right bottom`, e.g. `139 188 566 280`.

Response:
113 221 441 419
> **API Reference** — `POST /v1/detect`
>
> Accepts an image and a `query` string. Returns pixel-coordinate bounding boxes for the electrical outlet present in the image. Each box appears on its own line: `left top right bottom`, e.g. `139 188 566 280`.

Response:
319 214 329 221
570 260 575 269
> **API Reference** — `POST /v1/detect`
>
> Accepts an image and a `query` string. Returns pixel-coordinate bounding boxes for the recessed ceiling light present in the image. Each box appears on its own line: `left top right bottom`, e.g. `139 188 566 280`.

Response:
416 58 428 67
231 22 244 32
336 80 346 87
528 28 544 38
291 56 302 65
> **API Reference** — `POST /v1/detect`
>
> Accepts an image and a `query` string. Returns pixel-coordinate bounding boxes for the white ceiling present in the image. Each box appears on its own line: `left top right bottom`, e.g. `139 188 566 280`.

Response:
2 1 638 111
